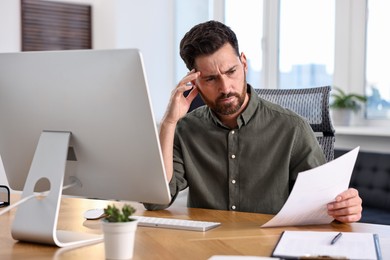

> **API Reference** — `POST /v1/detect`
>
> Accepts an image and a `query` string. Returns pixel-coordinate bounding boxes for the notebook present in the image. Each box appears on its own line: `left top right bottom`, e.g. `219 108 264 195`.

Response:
272 230 382 260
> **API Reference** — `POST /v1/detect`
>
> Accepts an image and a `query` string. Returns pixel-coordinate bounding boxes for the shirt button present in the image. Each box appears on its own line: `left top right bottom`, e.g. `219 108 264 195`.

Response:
231 130 235 135
231 154 236 159
231 180 236 184
231 205 236 210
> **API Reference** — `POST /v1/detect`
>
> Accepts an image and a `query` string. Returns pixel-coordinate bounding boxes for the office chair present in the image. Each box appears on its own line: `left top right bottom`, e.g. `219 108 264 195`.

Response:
255 86 335 162
187 86 335 162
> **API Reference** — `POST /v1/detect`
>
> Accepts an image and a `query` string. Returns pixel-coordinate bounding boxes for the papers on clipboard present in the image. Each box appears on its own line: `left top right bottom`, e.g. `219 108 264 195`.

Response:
272 231 382 260
262 147 360 227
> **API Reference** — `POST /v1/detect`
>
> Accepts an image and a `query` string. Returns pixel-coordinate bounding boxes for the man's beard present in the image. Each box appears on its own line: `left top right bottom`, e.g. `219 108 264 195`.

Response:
200 81 247 116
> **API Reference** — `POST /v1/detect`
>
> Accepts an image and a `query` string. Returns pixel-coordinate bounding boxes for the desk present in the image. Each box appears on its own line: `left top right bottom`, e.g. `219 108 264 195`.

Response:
2 194 390 259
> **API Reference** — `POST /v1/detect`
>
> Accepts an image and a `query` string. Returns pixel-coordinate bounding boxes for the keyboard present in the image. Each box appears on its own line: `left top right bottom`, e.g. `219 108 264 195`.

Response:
132 216 221 232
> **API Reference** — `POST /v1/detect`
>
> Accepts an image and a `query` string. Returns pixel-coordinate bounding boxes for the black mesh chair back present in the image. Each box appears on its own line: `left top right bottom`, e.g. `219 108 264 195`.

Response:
187 86 335 162
255 86 335 162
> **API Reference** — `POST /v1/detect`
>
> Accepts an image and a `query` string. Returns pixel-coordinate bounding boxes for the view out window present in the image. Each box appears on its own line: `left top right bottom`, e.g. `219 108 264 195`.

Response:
174 0 211 83
177 1 389 124
225 0 263 89
366 0 390 119
279 0 334 89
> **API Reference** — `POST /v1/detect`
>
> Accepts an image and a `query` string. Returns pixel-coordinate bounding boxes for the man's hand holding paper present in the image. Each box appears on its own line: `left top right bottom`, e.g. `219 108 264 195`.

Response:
262 147 360 227
328 187 363 223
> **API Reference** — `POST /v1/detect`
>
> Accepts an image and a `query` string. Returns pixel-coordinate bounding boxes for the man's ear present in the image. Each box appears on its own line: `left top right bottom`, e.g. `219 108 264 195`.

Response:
240 52 248 73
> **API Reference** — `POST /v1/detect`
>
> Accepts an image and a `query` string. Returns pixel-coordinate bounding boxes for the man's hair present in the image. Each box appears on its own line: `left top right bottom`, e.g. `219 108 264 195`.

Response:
179 20 240 70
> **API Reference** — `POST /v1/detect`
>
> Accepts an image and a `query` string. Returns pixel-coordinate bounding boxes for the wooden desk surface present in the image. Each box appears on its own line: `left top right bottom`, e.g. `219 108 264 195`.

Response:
2 194 390 260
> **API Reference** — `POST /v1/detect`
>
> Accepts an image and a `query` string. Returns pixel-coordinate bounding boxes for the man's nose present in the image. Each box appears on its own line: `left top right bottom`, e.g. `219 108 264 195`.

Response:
218 76 230 94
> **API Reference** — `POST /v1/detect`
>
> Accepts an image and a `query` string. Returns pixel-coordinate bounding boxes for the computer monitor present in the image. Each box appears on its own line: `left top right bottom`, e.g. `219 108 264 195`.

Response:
0 49 171 247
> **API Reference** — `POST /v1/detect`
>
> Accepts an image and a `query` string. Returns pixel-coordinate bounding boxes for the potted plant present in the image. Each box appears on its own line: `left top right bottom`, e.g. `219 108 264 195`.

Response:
330 87 367 126
101 204 138 259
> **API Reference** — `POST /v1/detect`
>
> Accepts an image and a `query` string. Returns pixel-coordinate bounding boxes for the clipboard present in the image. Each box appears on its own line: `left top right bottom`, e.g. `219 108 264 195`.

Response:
271 231 382 260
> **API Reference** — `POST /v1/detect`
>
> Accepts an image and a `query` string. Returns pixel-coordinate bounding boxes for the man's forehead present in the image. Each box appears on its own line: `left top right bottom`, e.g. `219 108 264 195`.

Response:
195 56 240 75
194 44 240 73
196 64 237 78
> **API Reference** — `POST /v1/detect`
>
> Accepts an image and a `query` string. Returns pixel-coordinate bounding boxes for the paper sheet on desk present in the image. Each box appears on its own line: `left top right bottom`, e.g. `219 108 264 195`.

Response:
262 146 360 227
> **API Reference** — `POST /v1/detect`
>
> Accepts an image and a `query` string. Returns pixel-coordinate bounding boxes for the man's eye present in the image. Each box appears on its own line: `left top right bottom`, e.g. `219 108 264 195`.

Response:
205 77 215 82
227 69 235 75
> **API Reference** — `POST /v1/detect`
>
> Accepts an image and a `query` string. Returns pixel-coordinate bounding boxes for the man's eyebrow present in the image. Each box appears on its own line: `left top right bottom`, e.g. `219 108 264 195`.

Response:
199 65 238 79
200 73 216 79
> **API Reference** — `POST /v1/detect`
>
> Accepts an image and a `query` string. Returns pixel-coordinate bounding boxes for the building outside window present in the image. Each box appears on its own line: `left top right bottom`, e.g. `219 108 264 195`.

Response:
279 0 334 89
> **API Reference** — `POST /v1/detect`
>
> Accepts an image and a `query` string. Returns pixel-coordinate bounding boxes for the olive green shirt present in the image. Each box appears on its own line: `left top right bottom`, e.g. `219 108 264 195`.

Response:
145 85 326 214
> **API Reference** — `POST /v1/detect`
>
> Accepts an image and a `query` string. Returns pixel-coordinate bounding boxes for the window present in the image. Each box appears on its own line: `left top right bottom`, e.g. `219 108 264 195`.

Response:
279 0 334 89
174 0 212 83
366 0 390 119
175 0 389 124
224 0 335 90
225 0 263 88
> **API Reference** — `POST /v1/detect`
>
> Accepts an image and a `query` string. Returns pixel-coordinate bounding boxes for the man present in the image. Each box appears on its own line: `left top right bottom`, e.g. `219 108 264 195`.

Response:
145 20 362 223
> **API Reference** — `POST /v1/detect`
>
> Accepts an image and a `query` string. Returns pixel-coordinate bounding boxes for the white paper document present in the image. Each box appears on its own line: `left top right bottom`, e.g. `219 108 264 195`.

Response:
262 147 360 227
272 231 381 260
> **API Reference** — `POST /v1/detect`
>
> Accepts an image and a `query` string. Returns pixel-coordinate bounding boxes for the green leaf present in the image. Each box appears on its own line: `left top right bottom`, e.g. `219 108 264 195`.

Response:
103 204 136 222
330 87 367 111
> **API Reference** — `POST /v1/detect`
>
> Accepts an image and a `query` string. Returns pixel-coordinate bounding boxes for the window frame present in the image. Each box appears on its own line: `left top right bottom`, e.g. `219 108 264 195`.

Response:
176 0 389 125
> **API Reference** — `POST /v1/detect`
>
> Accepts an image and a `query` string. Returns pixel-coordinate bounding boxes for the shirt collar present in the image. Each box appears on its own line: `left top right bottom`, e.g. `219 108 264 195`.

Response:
238 84 258 127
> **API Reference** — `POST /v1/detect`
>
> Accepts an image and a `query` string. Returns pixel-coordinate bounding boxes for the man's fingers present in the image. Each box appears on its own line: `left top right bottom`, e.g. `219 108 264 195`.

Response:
179 70 200 88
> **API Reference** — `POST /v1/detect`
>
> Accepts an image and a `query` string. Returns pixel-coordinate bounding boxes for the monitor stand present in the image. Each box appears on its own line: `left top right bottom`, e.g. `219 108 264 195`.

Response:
11 131 103 247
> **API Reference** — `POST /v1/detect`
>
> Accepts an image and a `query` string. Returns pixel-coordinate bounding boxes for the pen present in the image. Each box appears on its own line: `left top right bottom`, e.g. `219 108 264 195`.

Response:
330 232 343 245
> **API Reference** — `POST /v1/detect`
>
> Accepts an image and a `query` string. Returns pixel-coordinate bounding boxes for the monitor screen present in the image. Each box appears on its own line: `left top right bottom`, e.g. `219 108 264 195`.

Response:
0 49 171 205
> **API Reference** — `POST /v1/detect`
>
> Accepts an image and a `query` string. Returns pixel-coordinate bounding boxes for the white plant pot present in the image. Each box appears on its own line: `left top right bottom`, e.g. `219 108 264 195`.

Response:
102 220 138 259
331 109 352 126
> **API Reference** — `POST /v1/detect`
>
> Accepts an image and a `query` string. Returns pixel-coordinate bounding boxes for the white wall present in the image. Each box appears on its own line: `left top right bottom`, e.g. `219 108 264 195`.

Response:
0 0 175 187
0 0 20 52
91 0 175 121
0 0 19 186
